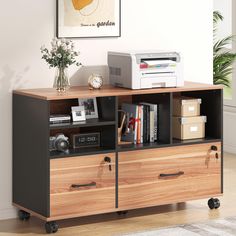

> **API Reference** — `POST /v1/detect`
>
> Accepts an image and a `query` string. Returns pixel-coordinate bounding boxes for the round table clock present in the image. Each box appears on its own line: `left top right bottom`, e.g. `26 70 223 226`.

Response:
88 74 103 90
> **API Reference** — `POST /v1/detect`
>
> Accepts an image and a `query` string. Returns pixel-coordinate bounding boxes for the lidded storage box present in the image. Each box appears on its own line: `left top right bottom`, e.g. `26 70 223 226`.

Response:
172 116 207 140
173 97 201 117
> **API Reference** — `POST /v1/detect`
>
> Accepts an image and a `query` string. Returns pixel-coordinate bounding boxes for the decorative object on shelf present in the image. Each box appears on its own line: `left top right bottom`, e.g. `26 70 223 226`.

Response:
78 98 98 119
56 0 121 38
88 74 103 89
49 133 69 152
40 38 81 92
72 132 100 148
118 110 126 144
71 106 86 122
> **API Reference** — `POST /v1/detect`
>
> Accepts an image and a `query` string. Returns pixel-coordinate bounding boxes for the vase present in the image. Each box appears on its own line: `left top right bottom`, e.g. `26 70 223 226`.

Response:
53 67 70 92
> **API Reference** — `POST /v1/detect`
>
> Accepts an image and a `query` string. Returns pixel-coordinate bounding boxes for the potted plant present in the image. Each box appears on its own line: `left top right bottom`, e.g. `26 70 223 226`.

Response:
213 11 236 87
40 38 81 92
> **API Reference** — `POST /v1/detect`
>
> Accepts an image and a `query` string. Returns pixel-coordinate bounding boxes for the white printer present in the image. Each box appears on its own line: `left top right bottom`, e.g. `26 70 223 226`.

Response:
108 50 184 89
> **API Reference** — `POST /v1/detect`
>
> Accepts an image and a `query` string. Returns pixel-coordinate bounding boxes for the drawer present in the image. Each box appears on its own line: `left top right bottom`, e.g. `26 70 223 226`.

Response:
119 143 221 209
50 153 116 217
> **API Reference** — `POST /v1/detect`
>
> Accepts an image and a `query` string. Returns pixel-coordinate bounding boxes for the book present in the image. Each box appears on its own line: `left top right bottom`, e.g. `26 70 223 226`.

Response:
49 114 71 123
140 103 158 142
121 103 139 144
137 105 141 144
140 105 144 144
146 106 150 143
142 105 147 143
150 111 155 142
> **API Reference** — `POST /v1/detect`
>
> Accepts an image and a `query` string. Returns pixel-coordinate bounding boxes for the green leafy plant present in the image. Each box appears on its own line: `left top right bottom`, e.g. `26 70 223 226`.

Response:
40 38 81 68
213 11 236 87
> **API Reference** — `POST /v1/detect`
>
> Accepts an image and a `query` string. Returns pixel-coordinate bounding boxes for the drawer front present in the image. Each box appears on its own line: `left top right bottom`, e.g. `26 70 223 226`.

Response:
119 143 221 209
50 153 116 217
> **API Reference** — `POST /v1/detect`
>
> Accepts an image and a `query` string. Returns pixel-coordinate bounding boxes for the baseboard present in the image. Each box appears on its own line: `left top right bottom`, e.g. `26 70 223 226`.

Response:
0 207 17 220
224 144 236 154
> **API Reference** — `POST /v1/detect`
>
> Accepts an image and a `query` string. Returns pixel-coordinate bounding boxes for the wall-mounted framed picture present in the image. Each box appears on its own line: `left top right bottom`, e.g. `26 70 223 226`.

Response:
78 98 98 119
56 0 121 38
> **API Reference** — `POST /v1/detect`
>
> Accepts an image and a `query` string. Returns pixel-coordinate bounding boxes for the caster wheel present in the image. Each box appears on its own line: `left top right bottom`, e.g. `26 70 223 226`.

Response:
117 211 128 216
45 221 59 234
208 198 220 209
18 210 30 221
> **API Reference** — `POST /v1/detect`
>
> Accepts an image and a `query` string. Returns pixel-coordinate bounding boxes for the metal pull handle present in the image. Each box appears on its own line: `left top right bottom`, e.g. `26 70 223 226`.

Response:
159 171 184 178
71 181 96 189
104 156 112 171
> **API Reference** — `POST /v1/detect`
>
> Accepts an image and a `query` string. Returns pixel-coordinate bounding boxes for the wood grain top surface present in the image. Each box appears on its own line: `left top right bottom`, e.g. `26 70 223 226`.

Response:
13 81 223 100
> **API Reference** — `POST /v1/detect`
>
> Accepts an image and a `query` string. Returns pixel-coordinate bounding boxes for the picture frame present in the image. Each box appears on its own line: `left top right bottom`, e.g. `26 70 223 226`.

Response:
78 98 98 119
56 0 121 38
71 106 86 122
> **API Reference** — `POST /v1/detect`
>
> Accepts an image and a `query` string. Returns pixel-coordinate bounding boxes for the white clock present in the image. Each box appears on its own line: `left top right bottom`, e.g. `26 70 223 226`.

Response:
88 74 103 90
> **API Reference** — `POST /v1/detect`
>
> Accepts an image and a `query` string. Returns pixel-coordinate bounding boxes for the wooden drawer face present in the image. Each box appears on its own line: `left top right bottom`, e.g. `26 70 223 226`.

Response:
119 143 221 209
50 153 116 217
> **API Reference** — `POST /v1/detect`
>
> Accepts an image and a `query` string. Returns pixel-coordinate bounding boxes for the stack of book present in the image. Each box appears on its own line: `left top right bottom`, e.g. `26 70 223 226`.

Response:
49 114 71 124
121 103 159 144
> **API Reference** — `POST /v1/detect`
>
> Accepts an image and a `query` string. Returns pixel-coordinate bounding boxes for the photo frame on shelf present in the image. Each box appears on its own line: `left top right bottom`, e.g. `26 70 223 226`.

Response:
56 0 121 38
78 98 98 119
71 106 86 122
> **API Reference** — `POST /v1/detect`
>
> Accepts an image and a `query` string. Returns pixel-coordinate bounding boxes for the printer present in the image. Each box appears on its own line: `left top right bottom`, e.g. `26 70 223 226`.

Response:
108 50 184 89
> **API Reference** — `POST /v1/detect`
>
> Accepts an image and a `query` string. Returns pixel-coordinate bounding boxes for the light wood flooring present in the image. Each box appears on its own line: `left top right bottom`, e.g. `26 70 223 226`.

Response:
0 153 236 236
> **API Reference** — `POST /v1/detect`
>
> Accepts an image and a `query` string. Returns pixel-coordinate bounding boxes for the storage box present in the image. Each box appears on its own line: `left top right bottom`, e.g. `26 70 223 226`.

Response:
172 116 207 140
173 97 201 117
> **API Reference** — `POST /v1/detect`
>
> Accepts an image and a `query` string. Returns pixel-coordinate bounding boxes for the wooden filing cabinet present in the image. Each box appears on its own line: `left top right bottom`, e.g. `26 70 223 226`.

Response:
13 82 223 233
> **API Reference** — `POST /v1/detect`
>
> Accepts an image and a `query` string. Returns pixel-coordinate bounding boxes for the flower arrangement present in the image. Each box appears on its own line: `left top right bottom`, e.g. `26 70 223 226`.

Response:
40 38 81 68
40 38 81 91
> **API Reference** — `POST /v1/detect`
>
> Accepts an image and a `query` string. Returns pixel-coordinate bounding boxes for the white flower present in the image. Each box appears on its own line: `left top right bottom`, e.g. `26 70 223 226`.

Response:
62 44 67 50
40 45 46 51
57 53 62 58
51 41 57 48
61 38 66 43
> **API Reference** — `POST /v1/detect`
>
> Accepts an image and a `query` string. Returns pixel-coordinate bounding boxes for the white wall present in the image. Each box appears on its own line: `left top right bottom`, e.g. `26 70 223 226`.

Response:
0 0 213 219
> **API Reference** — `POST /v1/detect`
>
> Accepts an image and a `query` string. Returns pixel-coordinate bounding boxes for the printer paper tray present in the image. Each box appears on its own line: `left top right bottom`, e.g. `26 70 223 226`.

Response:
141 73 176 78
140 76 177 89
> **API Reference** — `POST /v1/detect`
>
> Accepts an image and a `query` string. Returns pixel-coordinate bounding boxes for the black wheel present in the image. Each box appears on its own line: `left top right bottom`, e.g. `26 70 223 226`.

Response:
117 211 128 216
18 210 30 221
45 221 59 234
208 198 220 210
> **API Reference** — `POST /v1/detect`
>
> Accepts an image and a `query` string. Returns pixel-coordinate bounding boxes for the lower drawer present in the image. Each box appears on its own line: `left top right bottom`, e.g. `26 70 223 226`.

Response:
118 143 221 209
50 188 115 217
50 153 116 217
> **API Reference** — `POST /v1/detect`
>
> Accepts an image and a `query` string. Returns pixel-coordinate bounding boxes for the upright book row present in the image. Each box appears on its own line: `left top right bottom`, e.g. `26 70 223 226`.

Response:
121 103 159 144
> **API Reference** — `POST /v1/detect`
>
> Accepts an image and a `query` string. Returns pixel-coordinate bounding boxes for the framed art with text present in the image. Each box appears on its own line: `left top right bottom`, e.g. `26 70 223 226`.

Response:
56 0 121 38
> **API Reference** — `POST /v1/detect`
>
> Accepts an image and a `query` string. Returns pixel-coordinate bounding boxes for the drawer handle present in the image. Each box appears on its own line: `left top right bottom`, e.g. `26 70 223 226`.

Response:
159 171 184 178
71 181 96 189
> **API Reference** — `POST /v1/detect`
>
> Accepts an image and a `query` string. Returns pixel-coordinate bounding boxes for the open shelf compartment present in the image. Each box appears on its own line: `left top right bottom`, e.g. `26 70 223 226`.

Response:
49 96 116 126
49 124 116 158
117 93 172 150
172 89 223 145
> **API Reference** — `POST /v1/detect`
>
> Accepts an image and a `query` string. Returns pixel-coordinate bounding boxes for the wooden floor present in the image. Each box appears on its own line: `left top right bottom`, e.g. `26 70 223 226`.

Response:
1 153 236 236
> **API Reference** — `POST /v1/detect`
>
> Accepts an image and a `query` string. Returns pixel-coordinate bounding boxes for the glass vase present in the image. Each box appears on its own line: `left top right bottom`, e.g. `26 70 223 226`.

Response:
53 67 70 92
